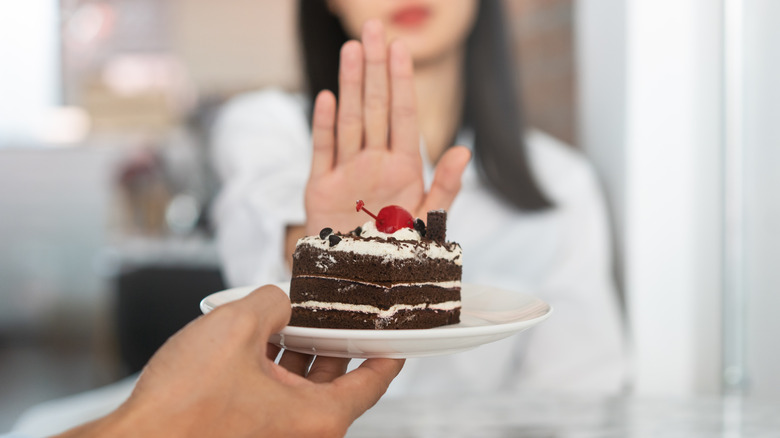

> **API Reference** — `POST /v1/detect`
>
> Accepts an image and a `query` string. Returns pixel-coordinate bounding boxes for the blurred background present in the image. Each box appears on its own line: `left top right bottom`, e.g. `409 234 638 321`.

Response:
0 0 777 431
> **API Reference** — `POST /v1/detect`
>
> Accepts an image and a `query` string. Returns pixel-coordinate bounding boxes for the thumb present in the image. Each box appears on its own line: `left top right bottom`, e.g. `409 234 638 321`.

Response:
330 358 405 422
419 145 471 213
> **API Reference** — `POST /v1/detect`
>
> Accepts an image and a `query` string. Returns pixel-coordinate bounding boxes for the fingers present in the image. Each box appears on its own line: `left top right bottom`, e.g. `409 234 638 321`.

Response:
204 285 290 371
269 354 348 385
389 40 419 156
278 350 314 376
337 40 364 163
333 21 417 164
310 90 336 179
306 357 351 383
362 20 389 151
231 285 291 344
331 359 405 421
420 146 472 212
266 343 282 362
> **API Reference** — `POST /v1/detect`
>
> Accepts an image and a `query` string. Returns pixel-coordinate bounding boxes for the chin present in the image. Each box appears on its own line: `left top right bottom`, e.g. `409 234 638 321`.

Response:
389 33 437 61
404 40 458 67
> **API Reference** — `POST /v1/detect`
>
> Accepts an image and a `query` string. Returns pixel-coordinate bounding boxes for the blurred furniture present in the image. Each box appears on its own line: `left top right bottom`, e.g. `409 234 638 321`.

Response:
116 266 224 374
108 235 225 375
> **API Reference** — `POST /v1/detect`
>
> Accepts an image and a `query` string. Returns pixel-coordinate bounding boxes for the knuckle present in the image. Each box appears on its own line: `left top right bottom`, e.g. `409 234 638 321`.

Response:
339 68 362 82
393 104 416 119
213 305 256 338
434 177 460 198
312 120 333 133
394 69 414 80
312 140 331 152
312 121 334 135
338 111 362 126
364 92 387 109
365 54 387 67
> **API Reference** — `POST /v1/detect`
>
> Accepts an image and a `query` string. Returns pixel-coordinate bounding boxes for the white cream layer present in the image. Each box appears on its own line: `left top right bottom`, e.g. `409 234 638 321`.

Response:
291 300 461 319
359 220 420 240
298 221 462 265
294 275 461 289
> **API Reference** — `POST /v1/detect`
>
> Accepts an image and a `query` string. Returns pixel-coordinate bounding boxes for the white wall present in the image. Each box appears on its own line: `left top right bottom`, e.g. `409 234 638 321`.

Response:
0 1 60 146
0 148 115 332
574 0 627 281
168 0 301 95
743 0 780 400
577 0 724 395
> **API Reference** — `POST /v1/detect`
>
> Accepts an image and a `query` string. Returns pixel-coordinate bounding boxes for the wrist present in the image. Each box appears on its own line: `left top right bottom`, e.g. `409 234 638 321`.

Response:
53 409 135 438
55 398 174 438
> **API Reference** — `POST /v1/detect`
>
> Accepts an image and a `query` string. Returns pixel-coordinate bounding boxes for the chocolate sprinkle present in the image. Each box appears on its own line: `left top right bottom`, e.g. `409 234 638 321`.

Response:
328 235 342 247
319 227 333 240
413 218 426 237
352 226 362 237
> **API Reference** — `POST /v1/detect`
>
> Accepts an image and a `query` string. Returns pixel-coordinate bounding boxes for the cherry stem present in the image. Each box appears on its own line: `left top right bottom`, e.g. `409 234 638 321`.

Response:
356 199 378 220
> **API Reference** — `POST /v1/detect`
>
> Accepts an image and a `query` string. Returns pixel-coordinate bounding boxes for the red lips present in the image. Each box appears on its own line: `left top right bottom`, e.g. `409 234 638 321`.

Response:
391 5 431 28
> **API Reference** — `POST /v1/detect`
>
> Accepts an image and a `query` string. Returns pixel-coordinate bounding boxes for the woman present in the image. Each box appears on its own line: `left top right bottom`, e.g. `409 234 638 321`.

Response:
212 0 626 394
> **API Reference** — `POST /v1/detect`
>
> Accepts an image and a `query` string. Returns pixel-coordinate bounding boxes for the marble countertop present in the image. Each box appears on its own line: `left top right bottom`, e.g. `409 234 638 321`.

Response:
10 375 780 437
347 393 780 437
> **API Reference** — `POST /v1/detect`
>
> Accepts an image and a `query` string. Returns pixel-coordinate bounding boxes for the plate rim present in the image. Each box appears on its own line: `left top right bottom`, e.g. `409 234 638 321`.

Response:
200 283 552 341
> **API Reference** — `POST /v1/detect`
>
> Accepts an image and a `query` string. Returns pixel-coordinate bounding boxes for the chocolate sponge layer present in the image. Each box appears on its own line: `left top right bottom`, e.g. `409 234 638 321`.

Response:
292 244 461 283
290 276 460 309
290 307 461 330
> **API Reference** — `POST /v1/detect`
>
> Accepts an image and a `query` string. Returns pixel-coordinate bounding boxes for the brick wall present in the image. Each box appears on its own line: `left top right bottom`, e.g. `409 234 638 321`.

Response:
505 0 577 146
164 0 578 145
62 0 577 145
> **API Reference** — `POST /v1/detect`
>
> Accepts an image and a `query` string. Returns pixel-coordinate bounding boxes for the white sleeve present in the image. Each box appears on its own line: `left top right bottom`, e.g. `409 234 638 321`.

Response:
513 140 629 393
210 89 311 287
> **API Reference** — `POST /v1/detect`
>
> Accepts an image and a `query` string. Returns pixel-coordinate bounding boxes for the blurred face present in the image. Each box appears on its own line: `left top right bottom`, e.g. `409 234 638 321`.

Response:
327 0 478 65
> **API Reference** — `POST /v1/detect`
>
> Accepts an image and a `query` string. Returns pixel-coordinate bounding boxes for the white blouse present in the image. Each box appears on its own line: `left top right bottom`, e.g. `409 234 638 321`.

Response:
211 89 628 395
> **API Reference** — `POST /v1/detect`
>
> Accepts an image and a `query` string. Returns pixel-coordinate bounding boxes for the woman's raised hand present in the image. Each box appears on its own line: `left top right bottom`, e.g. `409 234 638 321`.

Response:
304 19 471 235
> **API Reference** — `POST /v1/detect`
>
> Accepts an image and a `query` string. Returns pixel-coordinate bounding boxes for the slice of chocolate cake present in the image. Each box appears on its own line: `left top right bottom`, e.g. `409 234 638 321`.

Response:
289 205 462 330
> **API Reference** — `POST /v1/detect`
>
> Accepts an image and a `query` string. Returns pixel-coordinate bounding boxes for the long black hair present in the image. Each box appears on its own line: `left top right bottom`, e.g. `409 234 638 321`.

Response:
298 1 552 211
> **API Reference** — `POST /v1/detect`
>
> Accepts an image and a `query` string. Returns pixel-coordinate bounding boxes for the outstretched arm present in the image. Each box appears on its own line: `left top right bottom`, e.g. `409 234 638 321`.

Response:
55 285 404 438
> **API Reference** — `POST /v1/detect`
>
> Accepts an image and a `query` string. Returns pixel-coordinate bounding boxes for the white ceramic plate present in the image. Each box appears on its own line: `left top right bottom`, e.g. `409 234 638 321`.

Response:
200 283 552 359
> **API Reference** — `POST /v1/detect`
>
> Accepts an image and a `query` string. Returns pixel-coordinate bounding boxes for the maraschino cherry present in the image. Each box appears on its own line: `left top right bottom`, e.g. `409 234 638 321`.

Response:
356 200 414 233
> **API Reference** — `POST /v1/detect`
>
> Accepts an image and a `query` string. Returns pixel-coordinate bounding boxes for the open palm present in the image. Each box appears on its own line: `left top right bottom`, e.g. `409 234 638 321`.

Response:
304 20 470 235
